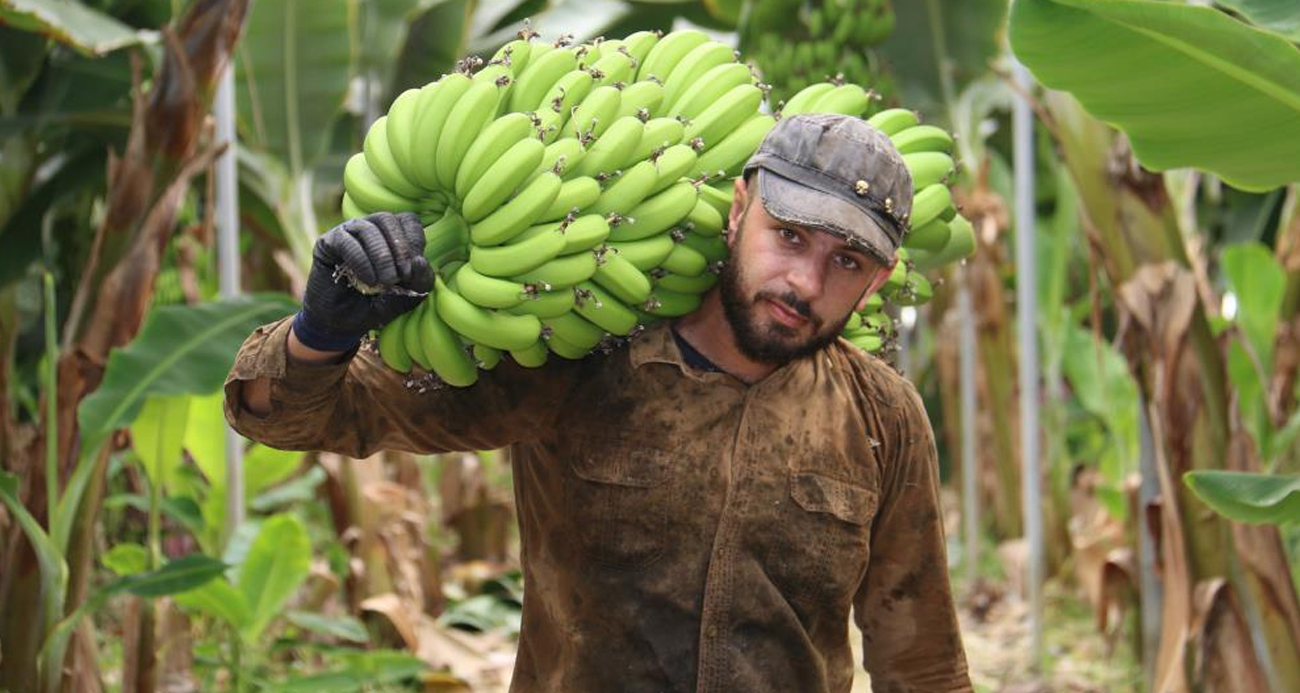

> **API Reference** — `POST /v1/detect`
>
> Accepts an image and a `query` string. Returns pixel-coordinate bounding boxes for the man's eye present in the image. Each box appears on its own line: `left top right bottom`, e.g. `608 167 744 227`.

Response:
836 254 861 271
778 228 800 243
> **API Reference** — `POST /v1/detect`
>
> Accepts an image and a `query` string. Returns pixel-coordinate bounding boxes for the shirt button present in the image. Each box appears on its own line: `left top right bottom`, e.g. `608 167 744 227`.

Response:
706 625 717 638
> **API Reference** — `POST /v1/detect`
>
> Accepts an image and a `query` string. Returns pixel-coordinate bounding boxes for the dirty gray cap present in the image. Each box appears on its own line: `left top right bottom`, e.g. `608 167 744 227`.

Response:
743 113 912 265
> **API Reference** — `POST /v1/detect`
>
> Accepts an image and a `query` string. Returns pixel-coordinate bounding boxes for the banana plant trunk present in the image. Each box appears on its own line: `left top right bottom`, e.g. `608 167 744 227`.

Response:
1046 92 1300 693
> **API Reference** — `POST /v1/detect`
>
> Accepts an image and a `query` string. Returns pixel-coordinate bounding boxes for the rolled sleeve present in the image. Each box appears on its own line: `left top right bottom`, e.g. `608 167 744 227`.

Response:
854 382 973 693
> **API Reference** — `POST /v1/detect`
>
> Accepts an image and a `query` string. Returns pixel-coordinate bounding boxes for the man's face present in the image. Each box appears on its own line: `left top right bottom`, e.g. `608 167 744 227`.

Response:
718 180 895 365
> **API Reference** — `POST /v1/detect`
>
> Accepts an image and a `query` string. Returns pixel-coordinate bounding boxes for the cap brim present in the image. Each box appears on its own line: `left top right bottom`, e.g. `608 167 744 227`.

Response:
756 169 899 265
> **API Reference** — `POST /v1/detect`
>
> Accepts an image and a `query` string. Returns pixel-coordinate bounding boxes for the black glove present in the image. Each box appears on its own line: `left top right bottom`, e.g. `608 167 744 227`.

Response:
293 212 434 352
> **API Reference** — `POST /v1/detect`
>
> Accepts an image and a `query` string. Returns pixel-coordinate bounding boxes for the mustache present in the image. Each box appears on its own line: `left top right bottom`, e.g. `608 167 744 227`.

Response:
756 290 812 320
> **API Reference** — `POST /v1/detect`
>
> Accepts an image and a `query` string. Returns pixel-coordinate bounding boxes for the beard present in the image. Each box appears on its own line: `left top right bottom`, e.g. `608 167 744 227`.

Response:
718 228 855 366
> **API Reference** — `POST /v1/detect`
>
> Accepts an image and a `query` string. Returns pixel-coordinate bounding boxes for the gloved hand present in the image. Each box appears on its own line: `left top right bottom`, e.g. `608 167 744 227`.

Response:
292 212 434 352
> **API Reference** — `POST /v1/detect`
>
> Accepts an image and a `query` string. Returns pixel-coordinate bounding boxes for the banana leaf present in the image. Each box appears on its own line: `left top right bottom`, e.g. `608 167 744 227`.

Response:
236 0 352 174
0 0 141 55
238 513 311 642
77 294 298 448
1184 470 1300 525
1010 0 1300 192
1215 0 1300 42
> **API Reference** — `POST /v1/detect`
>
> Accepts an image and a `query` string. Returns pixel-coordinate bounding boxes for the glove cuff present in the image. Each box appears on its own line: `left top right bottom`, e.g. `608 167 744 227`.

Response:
292 310 363 352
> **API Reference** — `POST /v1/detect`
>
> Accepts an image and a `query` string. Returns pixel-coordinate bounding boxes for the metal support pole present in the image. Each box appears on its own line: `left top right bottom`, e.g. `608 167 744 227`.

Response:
1012 58 1043 667
1136 396 1161 691
215 64 245 544
957 265 979 588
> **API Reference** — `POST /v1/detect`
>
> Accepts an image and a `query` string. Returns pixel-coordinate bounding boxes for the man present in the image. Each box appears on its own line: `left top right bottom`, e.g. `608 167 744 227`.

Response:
225 113 973 692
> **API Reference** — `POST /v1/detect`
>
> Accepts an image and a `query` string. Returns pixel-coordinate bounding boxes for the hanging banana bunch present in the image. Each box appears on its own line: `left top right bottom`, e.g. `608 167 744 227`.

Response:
340 28 973 384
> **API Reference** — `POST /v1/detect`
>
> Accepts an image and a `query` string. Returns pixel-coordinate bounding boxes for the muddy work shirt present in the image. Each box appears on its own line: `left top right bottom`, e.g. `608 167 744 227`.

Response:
225 316 972 693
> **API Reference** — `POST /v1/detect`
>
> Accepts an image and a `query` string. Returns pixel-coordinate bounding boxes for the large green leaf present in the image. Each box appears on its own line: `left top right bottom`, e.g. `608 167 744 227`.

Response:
238 513 311 641
129 394 191 490
236 0 352 174
77 294 297 447
1184 470 1300 525
271 651 427 693
359 0 426 98
1216 0 1300 41
1222 241 1284 370
0 0 141 55
391 0 471 92
1010 0 1300 192
175 576 252 629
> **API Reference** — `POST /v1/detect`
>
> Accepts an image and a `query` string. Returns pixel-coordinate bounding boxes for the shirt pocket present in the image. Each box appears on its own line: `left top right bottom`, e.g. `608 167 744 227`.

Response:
765 471 879 607
566 436 674 570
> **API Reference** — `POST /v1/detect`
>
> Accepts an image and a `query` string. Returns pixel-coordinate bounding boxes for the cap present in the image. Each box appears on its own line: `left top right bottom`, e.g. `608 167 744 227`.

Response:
742 113 912 265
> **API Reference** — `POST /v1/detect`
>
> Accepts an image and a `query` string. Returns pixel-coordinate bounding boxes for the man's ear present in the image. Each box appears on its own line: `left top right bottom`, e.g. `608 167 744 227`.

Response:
856 256 898 311
727 176 749 248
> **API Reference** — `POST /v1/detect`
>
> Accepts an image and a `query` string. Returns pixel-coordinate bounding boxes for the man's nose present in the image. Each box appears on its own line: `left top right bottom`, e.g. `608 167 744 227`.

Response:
784 256 824 302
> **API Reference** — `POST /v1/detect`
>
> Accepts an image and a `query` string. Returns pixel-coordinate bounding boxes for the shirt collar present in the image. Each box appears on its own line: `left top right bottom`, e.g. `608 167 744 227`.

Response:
629 321 684 371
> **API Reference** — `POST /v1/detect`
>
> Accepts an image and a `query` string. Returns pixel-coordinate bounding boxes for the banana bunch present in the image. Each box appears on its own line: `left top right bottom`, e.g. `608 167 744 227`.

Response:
744 0 897 108
343 29 972 378
344 29 772 384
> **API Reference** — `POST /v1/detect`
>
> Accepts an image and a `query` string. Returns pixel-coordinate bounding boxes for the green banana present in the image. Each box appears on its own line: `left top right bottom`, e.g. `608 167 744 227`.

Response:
344 153 422 213
539 68 595 124
644 287 702 317
678 231 730 264
403 301 433 370
654 270 718 294
616 79 664 120
608 180 698 241
506 288 576 319
454 263 530 309
574 281 639 336
891 124 954 155
510 339 550 368
867 107 919 137
607 234 676 271
620 30 660 69
902 151 955 190
669 62 754 119
589 49 635 87
470 171 563 246
649 145 700 195
544 331 592 360
473 343 502 370
377 313 413 373
812 83 872 117
434 79 504 191
691 113 776 180
341 192 367 219
539 137 586 177
907 183 952 231
636 29 710 82
913 213 975 272
566 84 622 140
903 216 951 253
364 117 424 198
509 47 578 113
435 274 542 352
683 83 764 150
590 160 658 216
410 74 472 190
593 248 654 304
491 38 533 76
455 112 536 201
420 290 480 386
470 225 566 277
685 196 725 236
697 180 734 217
659 242 708 277
384 88 424 186
558 213 611 252
423 211 470 270
572 116 644 179
543 310 606 349
462 137 547 222
540 176 602 221
780 82 835 116
510 249 598 289
631 117 686 164
661 41 737 113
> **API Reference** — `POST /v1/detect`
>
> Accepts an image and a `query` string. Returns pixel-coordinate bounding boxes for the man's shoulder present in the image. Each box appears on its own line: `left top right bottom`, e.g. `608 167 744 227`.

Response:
827 338 922 415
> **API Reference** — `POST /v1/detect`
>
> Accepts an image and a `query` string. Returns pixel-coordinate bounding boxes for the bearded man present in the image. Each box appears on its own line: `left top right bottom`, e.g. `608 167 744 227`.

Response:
225 113 973 693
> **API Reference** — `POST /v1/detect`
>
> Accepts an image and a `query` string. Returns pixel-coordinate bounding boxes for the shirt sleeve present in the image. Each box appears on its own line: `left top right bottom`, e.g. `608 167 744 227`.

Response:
854 379 973 693
222 314 578 457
